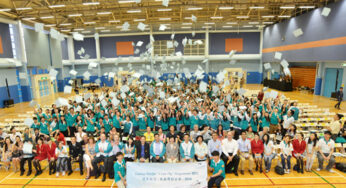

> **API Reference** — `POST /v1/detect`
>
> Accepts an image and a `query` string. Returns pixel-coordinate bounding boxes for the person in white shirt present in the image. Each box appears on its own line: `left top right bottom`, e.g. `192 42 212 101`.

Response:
180 134 195 162
92 133 112 181
9 127 22 143
221 131 240 176
280 135 293 174
55 141 68 177
282 110 294 135
194 135 208 161
305 133 318 172
262 134 275 173
75 126 86 143
237 131 254 175
317 131 335 172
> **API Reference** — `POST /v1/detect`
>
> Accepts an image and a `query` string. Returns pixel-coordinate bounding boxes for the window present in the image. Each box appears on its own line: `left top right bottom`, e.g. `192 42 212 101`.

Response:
153 40 175 56
183 39 205 56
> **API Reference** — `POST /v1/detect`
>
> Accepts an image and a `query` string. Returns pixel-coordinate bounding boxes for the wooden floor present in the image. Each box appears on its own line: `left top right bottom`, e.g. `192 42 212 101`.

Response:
0 84 345 188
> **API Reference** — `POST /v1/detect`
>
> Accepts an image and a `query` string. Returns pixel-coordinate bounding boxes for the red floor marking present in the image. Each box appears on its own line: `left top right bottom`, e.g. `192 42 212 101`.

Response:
263 172 275 185
83 180 88 187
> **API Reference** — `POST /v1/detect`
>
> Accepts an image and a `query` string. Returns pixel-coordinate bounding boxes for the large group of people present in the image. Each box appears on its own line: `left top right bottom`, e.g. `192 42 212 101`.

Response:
0 81 345 188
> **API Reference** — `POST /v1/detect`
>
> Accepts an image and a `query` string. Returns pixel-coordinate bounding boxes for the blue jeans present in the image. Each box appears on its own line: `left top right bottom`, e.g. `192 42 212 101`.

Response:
264 153 275 171
281 154 291 169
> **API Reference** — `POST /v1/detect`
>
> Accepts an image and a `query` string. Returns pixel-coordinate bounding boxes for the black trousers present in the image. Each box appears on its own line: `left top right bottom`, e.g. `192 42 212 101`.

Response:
221 153 240 173
67 156 83 173
151 156 164 163
20 157 33 173
106 155 117 179
92 155 108 176
335 100 341 108
208 176 224 188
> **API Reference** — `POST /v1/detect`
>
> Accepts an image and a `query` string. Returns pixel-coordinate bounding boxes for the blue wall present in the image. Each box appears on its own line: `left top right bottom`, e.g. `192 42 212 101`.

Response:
263 0 346 62
74 38 96 59
0 23 13 58
209 32 260 55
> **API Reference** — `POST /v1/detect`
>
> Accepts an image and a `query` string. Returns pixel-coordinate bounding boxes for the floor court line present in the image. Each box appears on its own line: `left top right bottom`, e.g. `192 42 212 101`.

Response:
0 172 14 184
6 177 114 181
225 175 343 180
223 179 228 188
263 172 275 185
312 170 336 188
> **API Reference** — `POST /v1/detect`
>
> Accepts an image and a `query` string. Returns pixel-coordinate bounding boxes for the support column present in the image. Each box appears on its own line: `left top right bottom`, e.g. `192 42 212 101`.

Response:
205 30 209 74
67 37 76 79
95 33 102 86
314 62 323 95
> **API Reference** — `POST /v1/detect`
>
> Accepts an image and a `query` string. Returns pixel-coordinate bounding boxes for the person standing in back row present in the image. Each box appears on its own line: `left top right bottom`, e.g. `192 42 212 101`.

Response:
335 87 343 109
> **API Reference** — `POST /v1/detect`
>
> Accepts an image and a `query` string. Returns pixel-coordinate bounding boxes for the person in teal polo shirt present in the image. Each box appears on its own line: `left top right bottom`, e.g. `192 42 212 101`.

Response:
58 116 69 137
66 108 78 136
31 117 40 129
39 117 50 135
208 151 225 188
113 152 126 188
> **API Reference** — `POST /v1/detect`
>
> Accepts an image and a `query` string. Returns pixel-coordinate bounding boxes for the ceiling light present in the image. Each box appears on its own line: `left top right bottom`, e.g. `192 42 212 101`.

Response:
40 16 54 19
219 7 234 10
211 16 223 19
262 15 275 18
250 6 265 9
157 8 172 11
237 16 249 19
16 7 32 11
222 26 233 28
127 9 141 13
278 15 291 18
182 23 193 25
81 30 91 33
299 6 315 9
101 30 111 32
45 24 56 27
0 8 11 11
134 19 146 22
118 0 135 3
74 28 85 31
243 25 253 28
181 26 192 29
68 14 82 17
249 22 259 24
22 17 35 20
95 27 105 29
97 12 112 15
49 4 65 8
263 22 274 24
109 20 120 23
226 22 238 24
82 2 100 6
84 22 96 24
187 7 203 11
202 26 212 29
159 18 171 20
60 23 72 26
280 6 295 9
204 22 215 25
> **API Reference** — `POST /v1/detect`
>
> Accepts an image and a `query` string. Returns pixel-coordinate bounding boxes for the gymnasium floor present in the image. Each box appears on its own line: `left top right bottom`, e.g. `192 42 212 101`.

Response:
0 84 345 188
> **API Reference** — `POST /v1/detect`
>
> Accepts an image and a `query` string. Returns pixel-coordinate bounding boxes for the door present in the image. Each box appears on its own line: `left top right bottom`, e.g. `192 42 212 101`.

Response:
323 68 343 97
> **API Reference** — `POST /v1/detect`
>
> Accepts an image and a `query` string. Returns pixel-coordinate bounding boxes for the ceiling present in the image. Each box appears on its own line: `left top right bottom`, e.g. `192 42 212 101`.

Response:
0 0 337 35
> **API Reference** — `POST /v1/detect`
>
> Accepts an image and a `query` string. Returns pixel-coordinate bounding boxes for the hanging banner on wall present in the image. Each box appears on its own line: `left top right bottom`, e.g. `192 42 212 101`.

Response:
126 162 207 188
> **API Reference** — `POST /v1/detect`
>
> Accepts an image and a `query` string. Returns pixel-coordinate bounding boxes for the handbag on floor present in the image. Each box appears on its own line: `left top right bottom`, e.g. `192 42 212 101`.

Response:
335 163 346 172
275 165 285 175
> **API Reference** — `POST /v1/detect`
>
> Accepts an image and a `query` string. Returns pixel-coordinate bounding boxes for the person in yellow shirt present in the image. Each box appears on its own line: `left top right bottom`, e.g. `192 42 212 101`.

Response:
328 114 343 141
143 127 154 142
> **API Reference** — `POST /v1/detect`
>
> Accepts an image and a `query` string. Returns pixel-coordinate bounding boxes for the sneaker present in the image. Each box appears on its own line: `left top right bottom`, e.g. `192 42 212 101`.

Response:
284 169 288 174
56 172 59 177
328 169 335 173
316 168 321 171
287 169 290 173
265 170 269 173
62 171 66 176
249 170 253 175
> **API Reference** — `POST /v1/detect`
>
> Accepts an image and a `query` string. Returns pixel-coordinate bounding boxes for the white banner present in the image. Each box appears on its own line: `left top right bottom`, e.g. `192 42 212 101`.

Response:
126 162 208 188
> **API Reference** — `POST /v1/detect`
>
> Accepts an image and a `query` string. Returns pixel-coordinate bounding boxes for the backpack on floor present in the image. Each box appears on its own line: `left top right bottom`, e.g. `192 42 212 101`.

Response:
335 163 346 172
275 165 285 175
293 164 299 171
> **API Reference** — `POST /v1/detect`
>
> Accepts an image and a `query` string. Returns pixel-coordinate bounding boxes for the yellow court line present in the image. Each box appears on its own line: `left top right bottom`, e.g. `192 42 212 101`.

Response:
223 179 229 188
111 181 115 188
0 172 14 184
224 175 343 180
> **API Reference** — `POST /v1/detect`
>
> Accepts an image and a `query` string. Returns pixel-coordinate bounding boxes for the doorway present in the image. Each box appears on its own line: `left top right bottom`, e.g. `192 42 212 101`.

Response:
323 68 343 98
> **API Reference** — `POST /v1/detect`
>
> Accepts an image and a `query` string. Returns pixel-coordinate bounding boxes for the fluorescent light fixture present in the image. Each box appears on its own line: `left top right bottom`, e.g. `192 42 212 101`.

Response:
127 9 141 13
101 29 111 32
263 22 274 24
109 20 120 23
237 16 249 18
226 22 238 24
95 27 105 29
81 30 91 33
204 22 215 25
278 15 291 18
187 7 203 11
157 8 172 11
202 26 212 29
40 16 54 19
299 6 315 9
49 4 65 8
211 16 223 19
118 0 135 3
16 7 32 11
250 6 265 9
262 15 275 18
74 28 85 31
84 21 96 24
219 7 234 10
82 2 100 6
243 25 253 27
45 24 56 27
68 13 82 17
280 6 295 9
22 17 35 20
223 25 233 28
249 22 259 24
0 8 11 11
134 18 146 22
159 18 171 20
181 26 192 29
60 23 72 26
97 12 112 15
61 29 70 32
182 22 193 25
